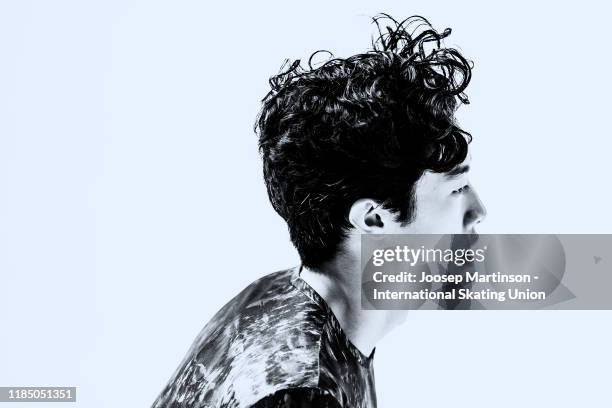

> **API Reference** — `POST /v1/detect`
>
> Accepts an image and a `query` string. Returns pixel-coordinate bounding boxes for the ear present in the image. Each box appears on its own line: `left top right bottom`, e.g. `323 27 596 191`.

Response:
348 198 386 232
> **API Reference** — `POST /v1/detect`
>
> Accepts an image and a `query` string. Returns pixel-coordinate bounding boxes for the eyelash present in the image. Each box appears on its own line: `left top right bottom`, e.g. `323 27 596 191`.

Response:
451 184 470 195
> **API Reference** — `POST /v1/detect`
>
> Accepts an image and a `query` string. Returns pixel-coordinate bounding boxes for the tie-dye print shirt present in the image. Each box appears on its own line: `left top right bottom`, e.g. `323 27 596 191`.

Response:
152 266 377 408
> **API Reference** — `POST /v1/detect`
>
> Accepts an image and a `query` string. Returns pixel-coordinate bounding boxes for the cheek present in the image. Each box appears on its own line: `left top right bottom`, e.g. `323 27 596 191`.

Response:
416 197 465 233
410 177 466 233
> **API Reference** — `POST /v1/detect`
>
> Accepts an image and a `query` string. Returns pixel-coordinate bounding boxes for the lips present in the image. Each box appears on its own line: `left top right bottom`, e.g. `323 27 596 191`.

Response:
451 232 480 249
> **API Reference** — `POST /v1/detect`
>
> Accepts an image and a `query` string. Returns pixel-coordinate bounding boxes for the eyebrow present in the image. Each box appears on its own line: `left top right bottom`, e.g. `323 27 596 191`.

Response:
444 164 470 179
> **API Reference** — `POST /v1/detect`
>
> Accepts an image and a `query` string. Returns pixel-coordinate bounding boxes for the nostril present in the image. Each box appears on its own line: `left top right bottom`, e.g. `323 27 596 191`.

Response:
464 206 486 227
464 210 477 226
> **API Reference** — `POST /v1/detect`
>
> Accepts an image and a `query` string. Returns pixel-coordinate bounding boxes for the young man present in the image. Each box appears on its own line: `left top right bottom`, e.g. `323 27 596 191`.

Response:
152 14 486 408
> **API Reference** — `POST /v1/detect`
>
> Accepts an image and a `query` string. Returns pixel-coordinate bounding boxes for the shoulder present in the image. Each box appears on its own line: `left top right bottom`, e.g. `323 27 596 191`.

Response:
153 268 334 408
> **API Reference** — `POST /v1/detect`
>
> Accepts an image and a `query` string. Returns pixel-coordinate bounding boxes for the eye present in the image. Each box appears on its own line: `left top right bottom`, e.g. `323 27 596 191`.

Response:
451 184 470 195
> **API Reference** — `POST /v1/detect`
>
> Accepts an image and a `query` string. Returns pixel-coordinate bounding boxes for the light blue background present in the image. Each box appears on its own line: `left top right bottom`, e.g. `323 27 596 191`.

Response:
1 1 610 407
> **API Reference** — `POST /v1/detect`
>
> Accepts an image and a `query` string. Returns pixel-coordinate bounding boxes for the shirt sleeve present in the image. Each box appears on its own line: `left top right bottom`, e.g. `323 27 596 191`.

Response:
249 387 342 408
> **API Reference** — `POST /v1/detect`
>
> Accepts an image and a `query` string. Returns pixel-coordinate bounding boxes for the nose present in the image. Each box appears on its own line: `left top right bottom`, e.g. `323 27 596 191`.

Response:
464 185 487 229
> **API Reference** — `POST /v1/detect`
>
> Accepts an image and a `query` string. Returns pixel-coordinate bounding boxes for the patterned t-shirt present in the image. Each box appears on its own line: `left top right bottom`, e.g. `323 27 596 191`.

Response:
152 266 377 408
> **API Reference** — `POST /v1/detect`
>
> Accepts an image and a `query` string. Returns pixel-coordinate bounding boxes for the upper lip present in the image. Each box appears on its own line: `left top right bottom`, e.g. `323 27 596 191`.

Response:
454 231 479 248
467 231 480 247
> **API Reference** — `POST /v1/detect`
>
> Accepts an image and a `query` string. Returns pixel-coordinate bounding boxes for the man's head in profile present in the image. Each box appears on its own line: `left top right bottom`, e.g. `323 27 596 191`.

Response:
153 14 486 408
256 14 486 271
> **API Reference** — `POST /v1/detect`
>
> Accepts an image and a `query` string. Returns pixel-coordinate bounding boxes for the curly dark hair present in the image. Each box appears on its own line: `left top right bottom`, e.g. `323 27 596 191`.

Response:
256 14 473 268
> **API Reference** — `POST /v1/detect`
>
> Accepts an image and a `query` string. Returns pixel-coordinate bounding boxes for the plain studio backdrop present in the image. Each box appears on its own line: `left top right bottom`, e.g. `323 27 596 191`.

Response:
1 1 611 407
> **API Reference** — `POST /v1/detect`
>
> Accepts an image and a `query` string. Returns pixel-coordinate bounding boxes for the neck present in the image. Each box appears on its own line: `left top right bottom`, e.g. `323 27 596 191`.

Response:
300 254 406 357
